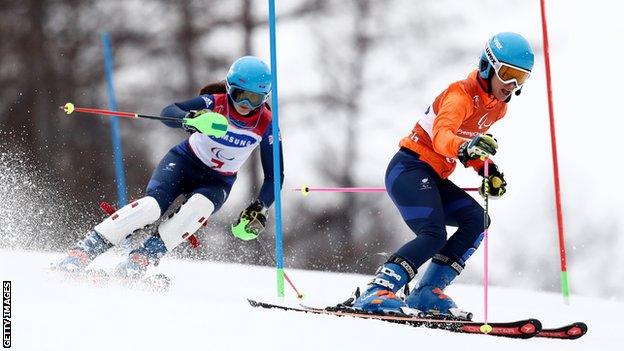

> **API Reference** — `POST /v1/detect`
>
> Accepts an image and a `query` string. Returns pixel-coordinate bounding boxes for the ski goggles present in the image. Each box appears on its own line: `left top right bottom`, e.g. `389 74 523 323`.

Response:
226 83 268 109
484 44 531 86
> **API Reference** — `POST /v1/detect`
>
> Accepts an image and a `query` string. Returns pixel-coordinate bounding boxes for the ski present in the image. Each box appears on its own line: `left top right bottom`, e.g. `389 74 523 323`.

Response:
248 298 541 339
312 302 586 340
536 322 588 340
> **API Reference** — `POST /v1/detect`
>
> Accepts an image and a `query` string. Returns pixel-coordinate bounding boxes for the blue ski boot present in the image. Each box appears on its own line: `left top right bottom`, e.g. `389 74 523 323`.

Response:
56 230 113 272
405 260 473 320
114 234 167 279
352 256 417 314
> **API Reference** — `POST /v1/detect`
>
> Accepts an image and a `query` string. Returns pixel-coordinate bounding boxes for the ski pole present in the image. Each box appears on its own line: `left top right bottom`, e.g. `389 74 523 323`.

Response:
257 237 305 299
61 102 182 122
293 186 479 195
60 102 228 137
480 158 492 334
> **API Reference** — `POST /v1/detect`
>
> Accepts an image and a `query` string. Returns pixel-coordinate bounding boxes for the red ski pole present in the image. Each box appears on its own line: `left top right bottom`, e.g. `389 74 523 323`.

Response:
60 102 183 122
59 102 229 137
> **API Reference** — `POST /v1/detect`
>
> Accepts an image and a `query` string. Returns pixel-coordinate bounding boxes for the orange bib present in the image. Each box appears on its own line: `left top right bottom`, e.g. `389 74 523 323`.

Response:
399 71 507 178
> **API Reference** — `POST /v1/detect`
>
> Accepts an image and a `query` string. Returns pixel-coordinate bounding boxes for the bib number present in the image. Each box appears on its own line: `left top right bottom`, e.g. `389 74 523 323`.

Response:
211 158 224 169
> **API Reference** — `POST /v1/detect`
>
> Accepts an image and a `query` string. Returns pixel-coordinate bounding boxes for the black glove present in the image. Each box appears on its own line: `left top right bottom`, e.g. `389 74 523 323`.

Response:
458 134 498 167
182 109 209 134
478 163 507 198
231 199 268 241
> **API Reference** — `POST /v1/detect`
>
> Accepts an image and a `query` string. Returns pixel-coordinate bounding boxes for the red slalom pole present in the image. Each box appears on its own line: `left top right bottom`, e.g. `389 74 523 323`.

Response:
540 0 570 303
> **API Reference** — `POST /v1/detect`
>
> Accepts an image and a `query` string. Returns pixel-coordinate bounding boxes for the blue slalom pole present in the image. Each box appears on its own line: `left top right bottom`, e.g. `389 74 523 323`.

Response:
268 0 285 298
101 32 127 208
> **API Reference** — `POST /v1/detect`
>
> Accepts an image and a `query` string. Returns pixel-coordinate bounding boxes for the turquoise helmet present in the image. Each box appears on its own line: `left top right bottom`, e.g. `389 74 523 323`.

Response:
226 56 271 110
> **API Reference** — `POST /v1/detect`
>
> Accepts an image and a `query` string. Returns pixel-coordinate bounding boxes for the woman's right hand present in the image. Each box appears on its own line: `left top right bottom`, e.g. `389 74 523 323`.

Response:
182 109 209 134
182 110 228 137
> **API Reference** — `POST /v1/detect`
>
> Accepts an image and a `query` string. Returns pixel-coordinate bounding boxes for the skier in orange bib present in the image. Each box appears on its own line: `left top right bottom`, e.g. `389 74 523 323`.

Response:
352 32 534 318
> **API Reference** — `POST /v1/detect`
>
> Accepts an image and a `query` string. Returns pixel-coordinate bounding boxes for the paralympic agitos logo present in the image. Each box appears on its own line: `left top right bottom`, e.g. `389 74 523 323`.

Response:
211 147 235 161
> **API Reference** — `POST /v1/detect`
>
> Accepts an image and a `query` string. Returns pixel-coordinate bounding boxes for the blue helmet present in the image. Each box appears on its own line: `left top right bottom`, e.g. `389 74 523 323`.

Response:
226 56 271 110
479 32 534 82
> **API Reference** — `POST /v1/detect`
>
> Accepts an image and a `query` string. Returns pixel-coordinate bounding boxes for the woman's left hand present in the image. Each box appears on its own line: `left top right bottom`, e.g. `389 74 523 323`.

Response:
231 200 268 240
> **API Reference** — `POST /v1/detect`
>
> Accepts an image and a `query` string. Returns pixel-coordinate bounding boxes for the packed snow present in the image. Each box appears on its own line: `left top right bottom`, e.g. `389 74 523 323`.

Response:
0 249 619 350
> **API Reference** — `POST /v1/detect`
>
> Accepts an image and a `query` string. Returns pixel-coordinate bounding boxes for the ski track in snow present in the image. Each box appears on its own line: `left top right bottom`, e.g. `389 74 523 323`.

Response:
0 249 619 350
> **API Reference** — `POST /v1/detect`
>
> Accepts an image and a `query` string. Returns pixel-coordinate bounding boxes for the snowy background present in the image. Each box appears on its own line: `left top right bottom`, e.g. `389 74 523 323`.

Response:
1 0 623 348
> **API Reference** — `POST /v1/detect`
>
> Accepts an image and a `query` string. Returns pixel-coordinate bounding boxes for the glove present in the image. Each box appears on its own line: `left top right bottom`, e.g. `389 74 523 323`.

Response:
457 134 498 167
231 200 268 241
182 110 229 137
182 109 210 134
478 163 507 198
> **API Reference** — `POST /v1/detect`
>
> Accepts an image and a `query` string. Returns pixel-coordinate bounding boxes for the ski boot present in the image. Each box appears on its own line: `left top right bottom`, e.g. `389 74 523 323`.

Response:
114 234 167 279
405 260 473 320
55 230 113 273
352 256 417 314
